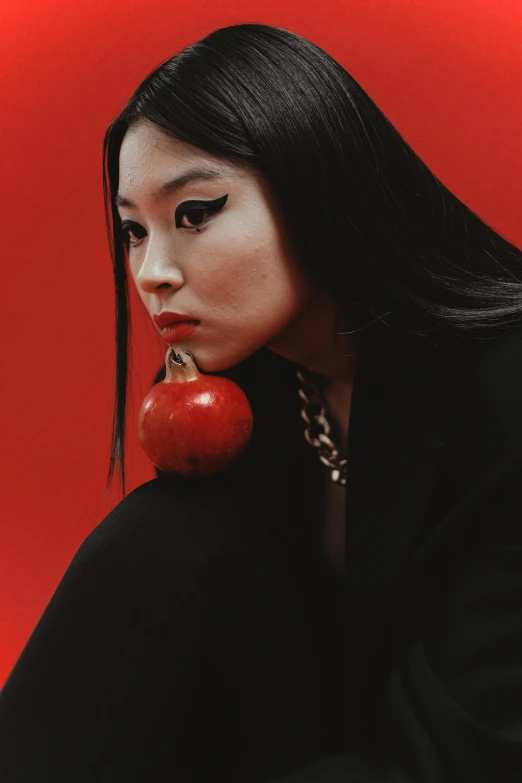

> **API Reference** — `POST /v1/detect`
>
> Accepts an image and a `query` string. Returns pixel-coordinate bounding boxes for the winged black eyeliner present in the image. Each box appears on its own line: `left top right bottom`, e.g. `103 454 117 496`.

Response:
174 193 229 227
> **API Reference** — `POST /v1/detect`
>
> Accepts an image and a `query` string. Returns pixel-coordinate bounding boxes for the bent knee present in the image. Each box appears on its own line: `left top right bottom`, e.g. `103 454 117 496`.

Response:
84 476 283 582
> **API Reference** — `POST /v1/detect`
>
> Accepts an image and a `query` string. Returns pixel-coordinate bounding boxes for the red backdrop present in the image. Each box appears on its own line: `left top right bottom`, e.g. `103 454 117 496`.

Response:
1 0 521 687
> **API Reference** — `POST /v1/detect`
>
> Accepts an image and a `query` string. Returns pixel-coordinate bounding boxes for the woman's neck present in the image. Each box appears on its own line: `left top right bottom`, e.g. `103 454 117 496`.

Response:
266 288 360 389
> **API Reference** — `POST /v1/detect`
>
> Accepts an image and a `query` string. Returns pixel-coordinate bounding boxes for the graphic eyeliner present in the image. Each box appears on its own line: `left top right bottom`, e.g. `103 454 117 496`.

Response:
175 193 229 228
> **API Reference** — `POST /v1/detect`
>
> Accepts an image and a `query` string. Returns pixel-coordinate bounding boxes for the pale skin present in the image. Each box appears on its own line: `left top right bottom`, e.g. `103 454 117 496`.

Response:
116 120 358 458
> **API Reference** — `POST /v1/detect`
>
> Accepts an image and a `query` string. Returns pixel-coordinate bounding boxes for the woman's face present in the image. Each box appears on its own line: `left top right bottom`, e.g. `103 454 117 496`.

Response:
116 120 321 372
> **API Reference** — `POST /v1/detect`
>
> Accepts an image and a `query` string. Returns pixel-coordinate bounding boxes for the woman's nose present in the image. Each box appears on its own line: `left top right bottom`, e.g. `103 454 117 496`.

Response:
135 240 184 295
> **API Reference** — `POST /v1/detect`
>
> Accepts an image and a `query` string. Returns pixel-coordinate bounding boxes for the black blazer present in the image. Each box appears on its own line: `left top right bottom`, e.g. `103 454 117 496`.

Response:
1 323 522 782
263 323 522 783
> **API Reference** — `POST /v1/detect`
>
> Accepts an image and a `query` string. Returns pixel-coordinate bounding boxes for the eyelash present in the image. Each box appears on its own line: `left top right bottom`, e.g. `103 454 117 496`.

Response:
120 193 229 248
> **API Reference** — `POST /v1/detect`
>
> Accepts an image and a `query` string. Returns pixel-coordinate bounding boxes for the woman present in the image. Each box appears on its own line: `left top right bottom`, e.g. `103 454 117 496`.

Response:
1 21 522 783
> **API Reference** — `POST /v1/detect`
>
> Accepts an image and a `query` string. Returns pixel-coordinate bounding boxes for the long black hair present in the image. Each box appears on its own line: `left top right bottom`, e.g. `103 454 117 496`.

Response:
102 22 522 498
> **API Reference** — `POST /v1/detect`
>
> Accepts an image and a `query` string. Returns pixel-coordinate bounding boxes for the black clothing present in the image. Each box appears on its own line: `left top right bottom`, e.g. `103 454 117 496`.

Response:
1 324 522 782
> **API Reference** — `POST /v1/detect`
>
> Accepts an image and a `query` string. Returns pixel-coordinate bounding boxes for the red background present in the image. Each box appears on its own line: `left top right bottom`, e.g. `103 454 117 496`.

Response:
1 0 521 687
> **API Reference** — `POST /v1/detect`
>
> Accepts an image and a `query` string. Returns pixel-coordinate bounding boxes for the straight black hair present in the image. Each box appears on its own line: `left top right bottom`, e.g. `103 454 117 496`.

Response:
102 22 522 499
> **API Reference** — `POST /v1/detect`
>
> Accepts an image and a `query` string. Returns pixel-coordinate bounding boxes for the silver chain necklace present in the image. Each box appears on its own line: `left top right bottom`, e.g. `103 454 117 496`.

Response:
296 369 348 486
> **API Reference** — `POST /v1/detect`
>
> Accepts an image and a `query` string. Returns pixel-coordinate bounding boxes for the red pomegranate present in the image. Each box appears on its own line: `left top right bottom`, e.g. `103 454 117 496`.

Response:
138 346 253 477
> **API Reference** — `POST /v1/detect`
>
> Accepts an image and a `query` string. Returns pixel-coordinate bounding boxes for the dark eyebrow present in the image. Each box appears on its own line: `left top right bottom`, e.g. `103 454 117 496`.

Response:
114 166 228 208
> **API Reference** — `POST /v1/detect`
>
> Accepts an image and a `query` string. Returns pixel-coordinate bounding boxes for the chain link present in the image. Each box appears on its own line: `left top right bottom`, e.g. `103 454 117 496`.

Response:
296 370 347 486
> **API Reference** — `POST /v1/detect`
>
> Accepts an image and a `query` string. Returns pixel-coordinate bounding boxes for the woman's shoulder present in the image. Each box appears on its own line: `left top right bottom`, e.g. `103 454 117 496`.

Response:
77 472 284 588
72 480 206 583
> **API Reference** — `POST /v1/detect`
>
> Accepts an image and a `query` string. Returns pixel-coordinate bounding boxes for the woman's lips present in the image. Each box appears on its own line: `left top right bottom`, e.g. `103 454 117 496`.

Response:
159 320 199 344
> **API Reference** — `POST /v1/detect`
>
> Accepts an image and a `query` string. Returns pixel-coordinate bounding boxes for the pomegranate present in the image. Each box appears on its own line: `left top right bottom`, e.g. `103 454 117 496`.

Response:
138 346 254 477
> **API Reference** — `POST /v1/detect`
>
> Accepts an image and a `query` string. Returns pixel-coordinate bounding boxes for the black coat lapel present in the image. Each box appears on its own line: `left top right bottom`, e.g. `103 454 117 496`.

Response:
341 326 460 662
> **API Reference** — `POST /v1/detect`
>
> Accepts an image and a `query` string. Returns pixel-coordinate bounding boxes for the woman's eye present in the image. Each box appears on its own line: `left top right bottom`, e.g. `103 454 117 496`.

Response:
120 193 229 248
120 212 210 247
176 194 228 229
120 223 145 247
177 207 214 229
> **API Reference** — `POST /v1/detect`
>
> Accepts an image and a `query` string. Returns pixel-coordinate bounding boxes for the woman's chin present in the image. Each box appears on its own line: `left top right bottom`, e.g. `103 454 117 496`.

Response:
174 348 235 375
185 345 262 375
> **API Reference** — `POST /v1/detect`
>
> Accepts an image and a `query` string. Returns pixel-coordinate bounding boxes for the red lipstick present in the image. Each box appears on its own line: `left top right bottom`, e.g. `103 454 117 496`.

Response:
153 311 197 328
153 312 200 344
159 321 199 344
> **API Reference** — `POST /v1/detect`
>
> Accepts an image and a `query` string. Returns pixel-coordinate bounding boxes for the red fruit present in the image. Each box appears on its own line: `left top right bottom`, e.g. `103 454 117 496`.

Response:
138 346 253 477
